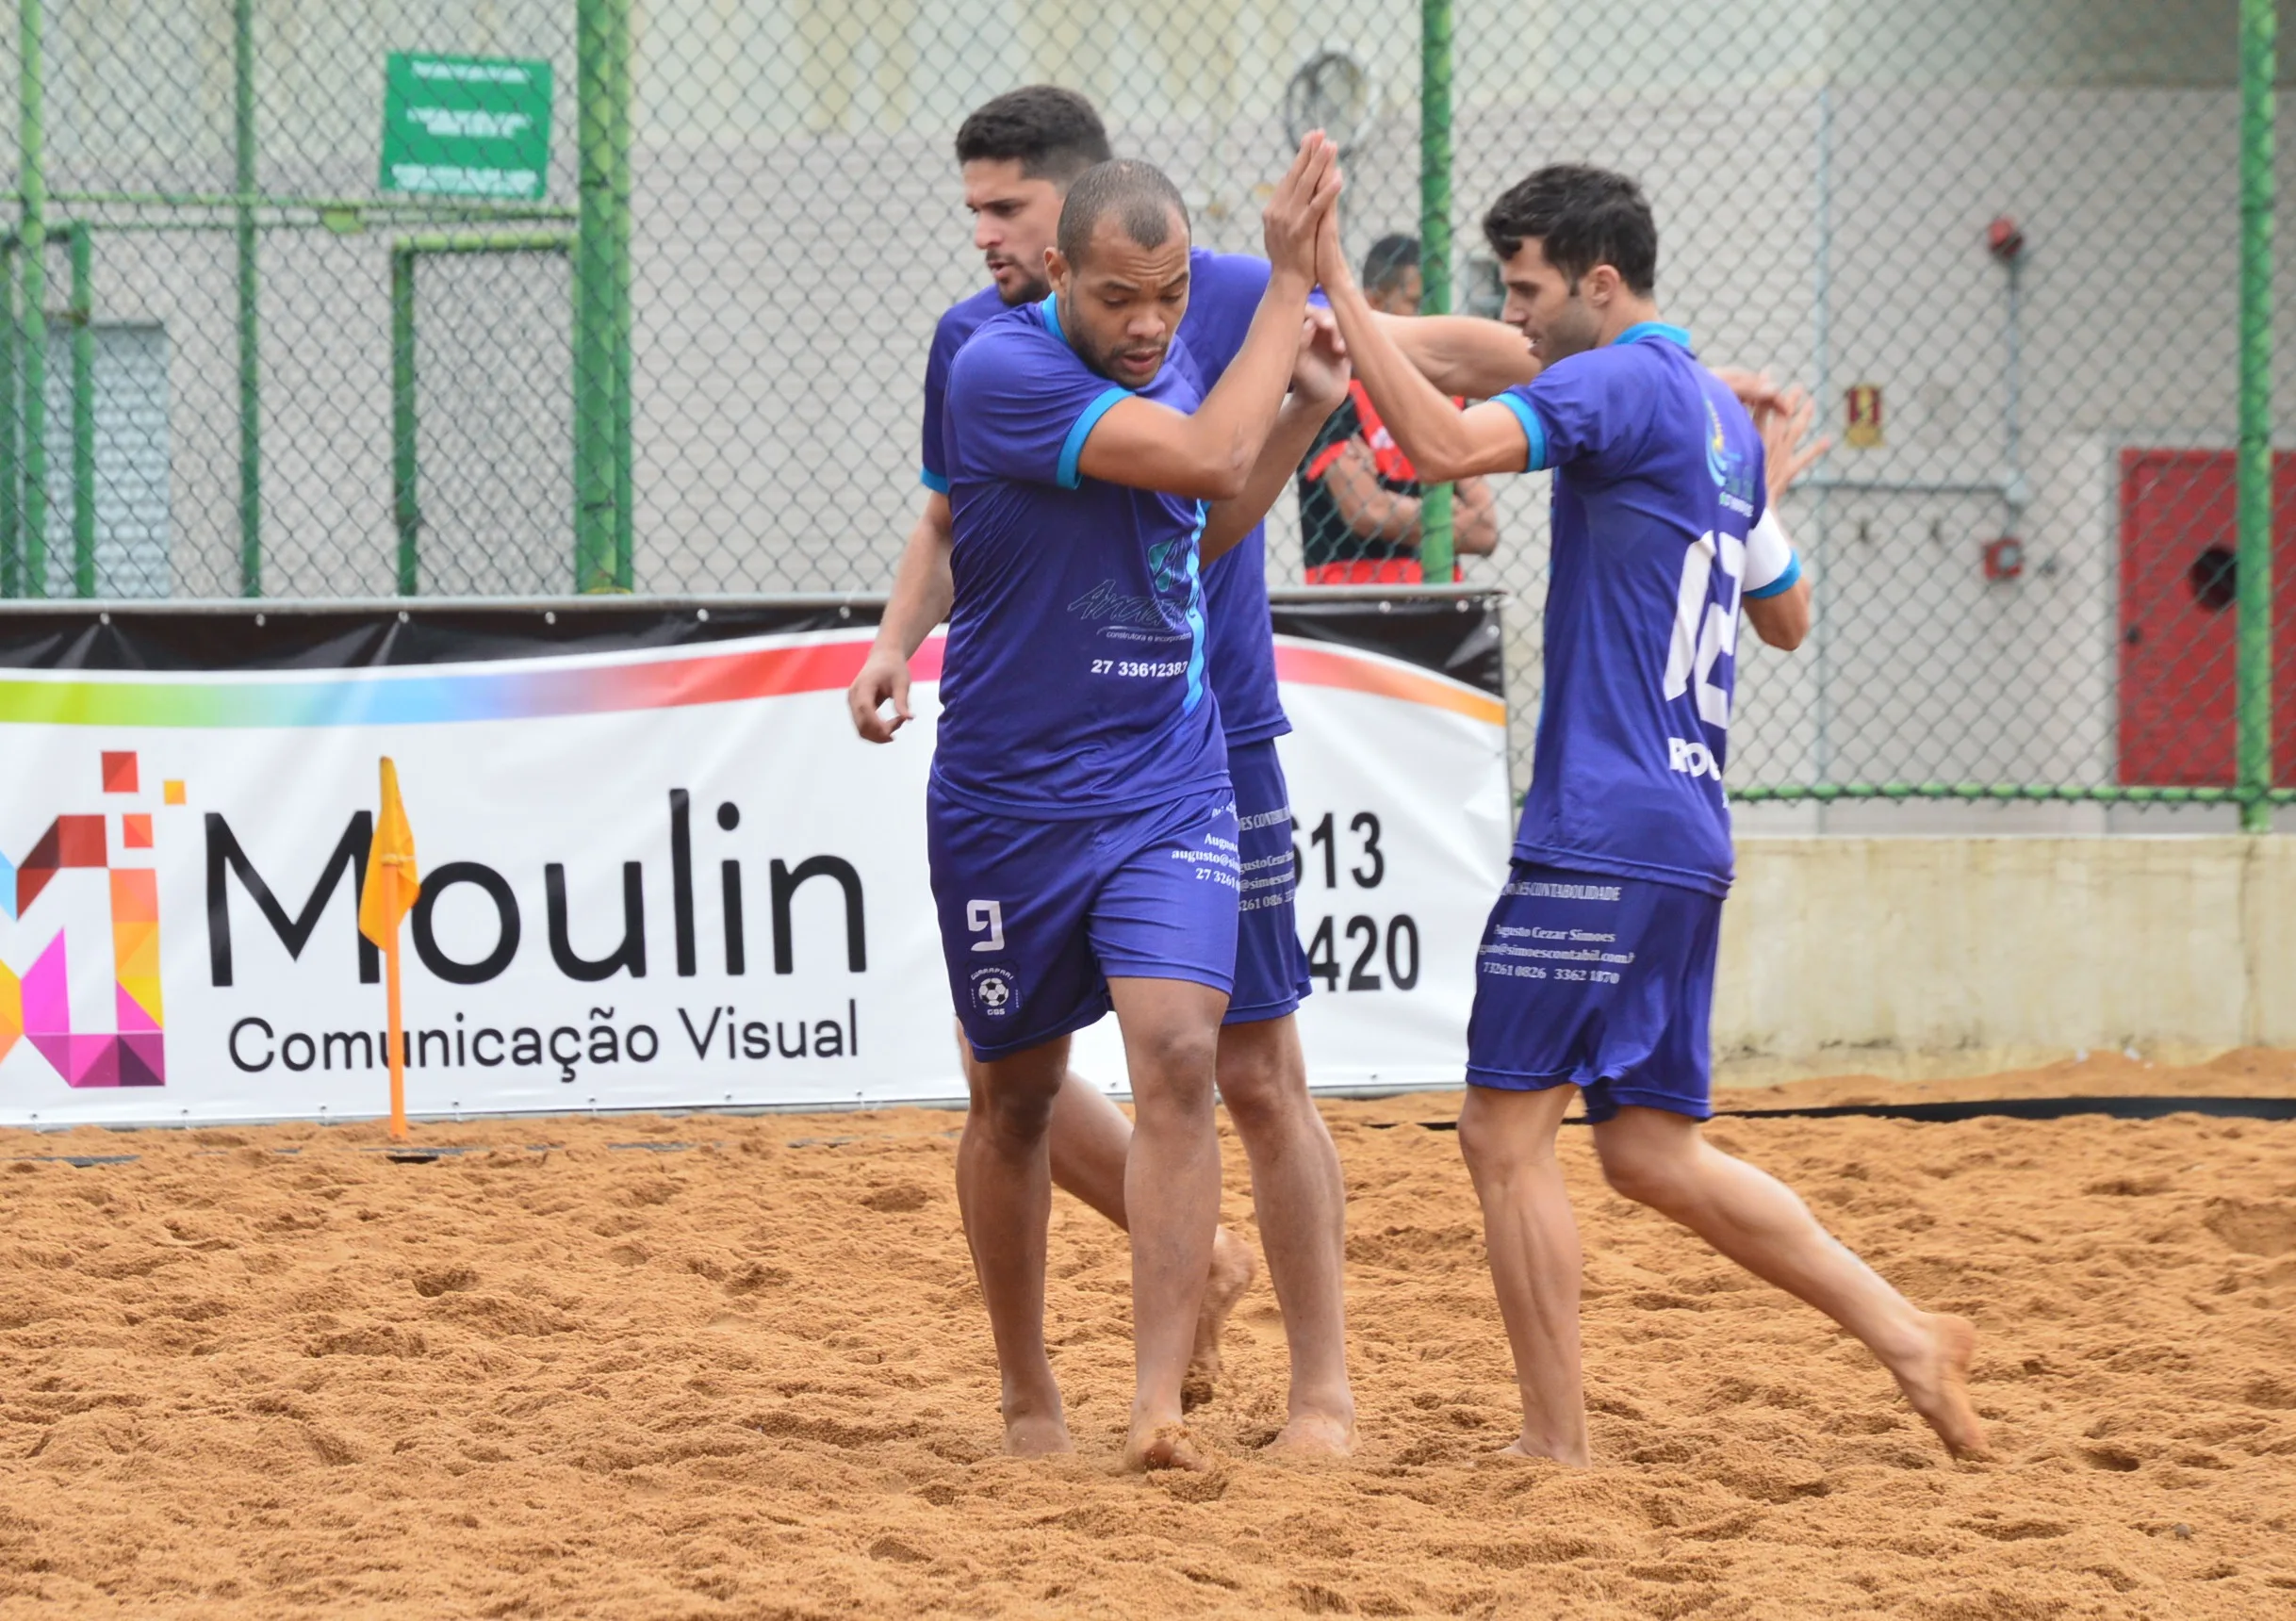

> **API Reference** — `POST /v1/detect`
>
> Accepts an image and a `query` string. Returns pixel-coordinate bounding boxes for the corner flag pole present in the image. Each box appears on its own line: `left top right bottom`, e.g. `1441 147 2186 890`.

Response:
384 920 407 1140
357 758 421 1142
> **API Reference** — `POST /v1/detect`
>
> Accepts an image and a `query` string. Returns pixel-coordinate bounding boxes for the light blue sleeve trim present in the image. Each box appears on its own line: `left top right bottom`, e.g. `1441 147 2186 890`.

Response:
1058 386 1130 489
1744 550 1802 599
919 467 951 495
1496 391 1549 471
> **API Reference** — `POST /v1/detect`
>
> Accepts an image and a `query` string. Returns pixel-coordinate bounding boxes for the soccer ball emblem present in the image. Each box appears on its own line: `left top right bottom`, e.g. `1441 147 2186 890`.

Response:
978 974 1011 1009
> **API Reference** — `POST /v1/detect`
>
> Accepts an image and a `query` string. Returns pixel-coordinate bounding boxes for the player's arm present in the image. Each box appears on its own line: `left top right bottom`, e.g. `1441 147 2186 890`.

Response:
1075 136 1338 500
1203 311 1351 561
1201 393 1341 562
1373 312 1541 397
1316 215 1533 483
846 495 952 743
1742 520 1810 650
1741 387 1821 651
1366 313 1793 419
1452 475 1500 557
1321 441 1419 542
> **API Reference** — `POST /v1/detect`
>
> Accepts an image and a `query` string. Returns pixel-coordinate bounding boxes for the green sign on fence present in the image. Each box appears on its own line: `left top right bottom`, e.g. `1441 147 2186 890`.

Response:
380 53 552 200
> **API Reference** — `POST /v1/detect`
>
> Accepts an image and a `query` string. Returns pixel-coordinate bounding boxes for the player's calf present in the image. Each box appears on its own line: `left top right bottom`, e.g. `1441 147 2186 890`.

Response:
1108 975 1232 1470
955 1042 1072 1455
1217 1017 1355 1452
1456 1082 1591 1465
1589 1106 1990 1459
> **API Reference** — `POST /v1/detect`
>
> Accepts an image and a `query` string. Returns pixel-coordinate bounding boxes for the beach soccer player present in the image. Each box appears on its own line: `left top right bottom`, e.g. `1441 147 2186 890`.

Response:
1316 164 1991 1464
850 87 1463 1456
848 85 1271 1420
904 142 1348 1467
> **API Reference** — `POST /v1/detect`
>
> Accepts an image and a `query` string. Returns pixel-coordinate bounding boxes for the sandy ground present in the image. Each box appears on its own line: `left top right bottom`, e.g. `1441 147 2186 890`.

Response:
0 1056 2291 1618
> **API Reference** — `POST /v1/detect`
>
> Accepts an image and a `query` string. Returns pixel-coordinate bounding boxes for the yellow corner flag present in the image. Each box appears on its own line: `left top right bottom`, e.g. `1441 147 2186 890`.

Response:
358 759 420 1140
358 757 420 948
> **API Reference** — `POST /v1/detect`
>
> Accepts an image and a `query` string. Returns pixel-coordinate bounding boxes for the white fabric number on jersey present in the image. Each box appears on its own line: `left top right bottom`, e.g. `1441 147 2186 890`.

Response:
1661 530 1746 730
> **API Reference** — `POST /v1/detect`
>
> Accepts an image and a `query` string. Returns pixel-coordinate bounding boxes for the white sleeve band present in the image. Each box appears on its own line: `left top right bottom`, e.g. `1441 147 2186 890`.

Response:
1745 507 1796 595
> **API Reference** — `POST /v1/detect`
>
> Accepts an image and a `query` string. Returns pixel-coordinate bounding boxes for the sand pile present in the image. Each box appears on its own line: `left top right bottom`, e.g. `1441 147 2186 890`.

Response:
0 1058 2290 1617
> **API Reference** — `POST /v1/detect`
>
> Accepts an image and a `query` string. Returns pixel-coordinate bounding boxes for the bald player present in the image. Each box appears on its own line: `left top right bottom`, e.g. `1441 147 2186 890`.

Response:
850 88 1549 1456
911 142 1349 1467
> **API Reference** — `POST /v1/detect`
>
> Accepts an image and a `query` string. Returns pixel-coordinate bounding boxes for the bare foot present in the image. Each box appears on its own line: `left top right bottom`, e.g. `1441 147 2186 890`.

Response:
1181 1227 1257 1411
1265 1410 1356 1459
1122 1421 1210 1473
1493 1434 1590 1467
1893 1313 1992 1460
1002 1411 1074 1458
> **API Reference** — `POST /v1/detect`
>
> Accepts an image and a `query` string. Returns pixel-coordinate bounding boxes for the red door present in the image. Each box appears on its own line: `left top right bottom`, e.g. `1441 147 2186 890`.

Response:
2117 450 2296 785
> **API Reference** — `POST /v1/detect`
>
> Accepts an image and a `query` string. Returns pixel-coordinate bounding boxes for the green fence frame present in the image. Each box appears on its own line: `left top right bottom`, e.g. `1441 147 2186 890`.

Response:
391 231 578 596
1417 0 1455 582
2237 0 2279 829
6 0 631 603
2 0 2285 819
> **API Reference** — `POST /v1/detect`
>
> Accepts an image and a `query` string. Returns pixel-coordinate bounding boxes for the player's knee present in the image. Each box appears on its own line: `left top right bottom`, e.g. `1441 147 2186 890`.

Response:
1594 1138 1687 1211
1214 1042 1298 1131
1455 1105 1525 1187
970 1062 1063 1141
1130 1021 1220 1090
977 1082 1058 1143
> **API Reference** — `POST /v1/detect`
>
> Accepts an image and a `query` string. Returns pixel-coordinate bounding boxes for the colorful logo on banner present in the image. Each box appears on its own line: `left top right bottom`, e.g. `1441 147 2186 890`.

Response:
0 752 176 1088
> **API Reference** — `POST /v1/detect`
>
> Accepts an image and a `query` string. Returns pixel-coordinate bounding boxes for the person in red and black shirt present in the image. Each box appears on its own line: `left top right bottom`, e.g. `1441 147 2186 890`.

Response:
1296 235 1499 583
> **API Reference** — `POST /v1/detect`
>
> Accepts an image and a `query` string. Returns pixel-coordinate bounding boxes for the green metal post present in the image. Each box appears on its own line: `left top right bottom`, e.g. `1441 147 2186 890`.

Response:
19 0 48 598
575 0 633 593
1417 0 1455 583
235 0 261 597
390 246 419 596
66 221 91 597
2238 0 2276 830
1 237 17 598
610 0 634 590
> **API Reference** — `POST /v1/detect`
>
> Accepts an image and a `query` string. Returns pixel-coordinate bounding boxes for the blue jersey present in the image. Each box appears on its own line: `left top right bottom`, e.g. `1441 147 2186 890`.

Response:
919 250 1288 746
934 296 1226 818
1494 324 1768 897
919 285 1005 498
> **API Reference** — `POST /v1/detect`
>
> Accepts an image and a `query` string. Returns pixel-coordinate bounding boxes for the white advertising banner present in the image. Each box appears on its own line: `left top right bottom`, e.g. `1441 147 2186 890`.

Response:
0 600 1509 1126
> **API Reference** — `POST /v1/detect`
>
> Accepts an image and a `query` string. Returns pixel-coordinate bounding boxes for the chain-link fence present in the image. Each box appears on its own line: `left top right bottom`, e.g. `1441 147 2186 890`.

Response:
3 1 2292 823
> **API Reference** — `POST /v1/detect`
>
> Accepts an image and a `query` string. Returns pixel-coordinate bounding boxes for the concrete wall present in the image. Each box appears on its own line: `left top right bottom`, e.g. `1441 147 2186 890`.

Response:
1715 836 2296 1076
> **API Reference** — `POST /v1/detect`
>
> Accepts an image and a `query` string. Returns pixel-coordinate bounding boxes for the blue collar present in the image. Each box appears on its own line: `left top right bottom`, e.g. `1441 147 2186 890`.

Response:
1613 320 1694 352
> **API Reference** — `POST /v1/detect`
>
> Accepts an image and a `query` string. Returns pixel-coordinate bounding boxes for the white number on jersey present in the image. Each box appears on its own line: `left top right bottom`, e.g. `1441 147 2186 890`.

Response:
1661 530 1747 730
967 899 1006 953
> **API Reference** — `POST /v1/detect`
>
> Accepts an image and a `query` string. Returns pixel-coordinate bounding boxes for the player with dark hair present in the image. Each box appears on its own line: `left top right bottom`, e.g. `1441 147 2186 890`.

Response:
850 89 1570 1461
922 140 1347 1469
952 84 1112 190
1314 161 1989 1465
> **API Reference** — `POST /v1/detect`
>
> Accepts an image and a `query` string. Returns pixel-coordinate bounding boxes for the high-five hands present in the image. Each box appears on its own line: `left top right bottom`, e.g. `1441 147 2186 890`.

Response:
1262 133 1342 284
1752 384 1829 504
1312 171 1352 298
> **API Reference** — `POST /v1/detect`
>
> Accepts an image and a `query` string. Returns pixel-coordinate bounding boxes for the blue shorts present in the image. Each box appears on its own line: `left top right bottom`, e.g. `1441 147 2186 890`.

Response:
1226 739 1314 1025
927 780 1241 1061
1464 861 1722 1122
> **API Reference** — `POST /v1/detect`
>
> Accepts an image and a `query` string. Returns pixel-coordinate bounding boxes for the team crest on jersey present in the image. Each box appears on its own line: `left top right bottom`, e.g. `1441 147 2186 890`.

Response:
969 965 1021 1019
1704 398 1761 516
